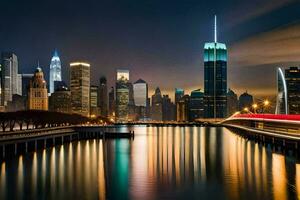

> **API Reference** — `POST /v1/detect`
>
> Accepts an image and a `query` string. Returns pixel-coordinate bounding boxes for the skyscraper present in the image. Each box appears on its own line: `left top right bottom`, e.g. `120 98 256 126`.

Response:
189 89 204 121
204 16 227 118
162 94 175 121
116 69 129 122
176 95 190 122
151 87 163 121
175 88 184 105
276 68 288 114
21 74 33 97
227 89 238 116
1 52 18 106
49 84 71 113
90 85 100 117
49 50 62 94
70 62 90 117
285 67 300 114
28 67 48 111
133 79 148 120
98 76 108 117
17 74 22 96
108 87 115 119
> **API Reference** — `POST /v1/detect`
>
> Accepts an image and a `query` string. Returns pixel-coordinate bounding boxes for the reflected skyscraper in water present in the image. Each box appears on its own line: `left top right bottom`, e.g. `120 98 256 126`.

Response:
0 126 299 200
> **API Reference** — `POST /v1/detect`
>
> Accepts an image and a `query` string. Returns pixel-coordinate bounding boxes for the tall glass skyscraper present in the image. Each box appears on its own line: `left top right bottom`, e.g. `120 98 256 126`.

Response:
285 67 300 114
1 52 18 106
116 69 129 122
69 62 90 117
133 79 148 120
49 50 62 94
204 16 227 118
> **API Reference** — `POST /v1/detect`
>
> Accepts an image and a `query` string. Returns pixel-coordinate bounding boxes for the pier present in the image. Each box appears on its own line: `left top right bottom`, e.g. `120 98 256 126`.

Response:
0 125 134 159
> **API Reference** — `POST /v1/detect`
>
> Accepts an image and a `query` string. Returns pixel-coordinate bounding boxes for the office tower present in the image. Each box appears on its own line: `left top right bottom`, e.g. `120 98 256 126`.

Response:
189 89 204 121
108 87 115 119
28 67 48 110
49 50 62 94
70 62 90 117
1 52 18 106
133 79 148 120
227 88 238 116
239 91 253 111
151 87 163 121
162 95 175 121
276 68 288 114
16 74 22 96
285 67 300 114
204 16 227 118
98 76 108 117
90 85 100 117
127 82 136 121
116 69 129 122
176 95 190 122
49 84 71 113
21 74 34 97
175 88 184 104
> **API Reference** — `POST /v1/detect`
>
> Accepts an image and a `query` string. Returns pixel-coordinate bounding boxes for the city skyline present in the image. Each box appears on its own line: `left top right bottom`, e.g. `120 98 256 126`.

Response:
1 0 300 99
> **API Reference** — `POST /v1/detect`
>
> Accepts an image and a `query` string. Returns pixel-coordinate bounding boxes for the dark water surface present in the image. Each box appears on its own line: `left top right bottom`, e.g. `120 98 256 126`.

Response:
0 126 300 200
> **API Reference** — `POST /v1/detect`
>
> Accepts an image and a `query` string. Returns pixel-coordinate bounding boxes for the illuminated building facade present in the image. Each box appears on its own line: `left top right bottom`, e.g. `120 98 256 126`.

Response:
204 16 227 118
175 88 184 104
49 50 62 94
1 52 18 106
133 79 148 120
116 69 129 122
70 62 90 116
28 67 48 110
176 95 190 122
90 85 100 117
189 89 204 121
285 67 300 114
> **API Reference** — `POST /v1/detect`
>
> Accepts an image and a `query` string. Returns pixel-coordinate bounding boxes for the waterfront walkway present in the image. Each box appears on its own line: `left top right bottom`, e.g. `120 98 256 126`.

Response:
221 114 300 151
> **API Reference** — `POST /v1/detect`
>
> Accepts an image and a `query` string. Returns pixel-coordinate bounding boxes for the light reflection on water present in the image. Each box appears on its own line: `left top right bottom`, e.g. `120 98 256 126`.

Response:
0 126 299 200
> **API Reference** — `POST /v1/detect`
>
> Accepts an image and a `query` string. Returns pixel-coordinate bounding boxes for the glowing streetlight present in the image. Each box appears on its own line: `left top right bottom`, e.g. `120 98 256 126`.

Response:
252 104 258 109
243 107 249 112
264 100 270 106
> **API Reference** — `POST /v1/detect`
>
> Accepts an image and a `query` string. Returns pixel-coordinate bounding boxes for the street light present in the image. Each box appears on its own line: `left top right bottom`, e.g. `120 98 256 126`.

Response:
252 104 258 109
244 107 249 112
264 100 270 106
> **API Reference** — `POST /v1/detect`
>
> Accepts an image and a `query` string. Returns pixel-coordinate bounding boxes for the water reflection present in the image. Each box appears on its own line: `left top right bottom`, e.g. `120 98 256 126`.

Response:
0 126 299 200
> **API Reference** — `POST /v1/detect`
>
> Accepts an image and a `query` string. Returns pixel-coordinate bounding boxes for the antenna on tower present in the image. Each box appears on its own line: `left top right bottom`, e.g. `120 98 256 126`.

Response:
214 15 217 43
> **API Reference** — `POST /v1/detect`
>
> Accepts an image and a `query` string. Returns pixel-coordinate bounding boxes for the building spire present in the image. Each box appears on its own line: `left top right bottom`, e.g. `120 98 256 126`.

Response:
214 15 217 43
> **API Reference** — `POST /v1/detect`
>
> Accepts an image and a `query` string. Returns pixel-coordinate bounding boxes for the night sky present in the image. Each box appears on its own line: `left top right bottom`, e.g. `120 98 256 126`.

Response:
1 0 300 99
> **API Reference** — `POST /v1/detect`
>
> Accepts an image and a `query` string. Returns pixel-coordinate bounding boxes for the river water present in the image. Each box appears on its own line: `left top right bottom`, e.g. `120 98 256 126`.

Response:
0 126 299 200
